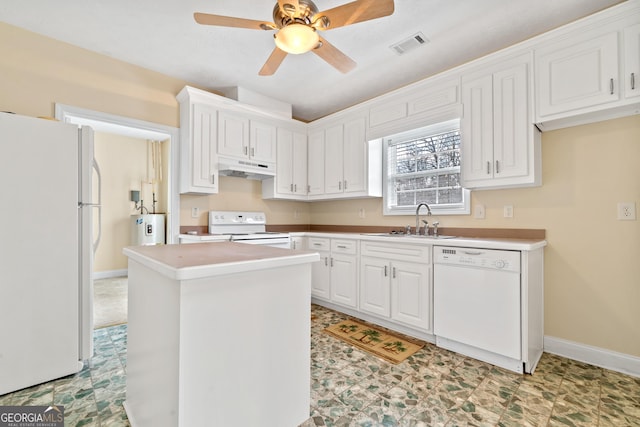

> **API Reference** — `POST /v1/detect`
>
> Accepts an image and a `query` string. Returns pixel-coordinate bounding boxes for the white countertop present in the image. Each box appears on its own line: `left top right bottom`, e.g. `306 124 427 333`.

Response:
291 232 547 251
124 242 319 281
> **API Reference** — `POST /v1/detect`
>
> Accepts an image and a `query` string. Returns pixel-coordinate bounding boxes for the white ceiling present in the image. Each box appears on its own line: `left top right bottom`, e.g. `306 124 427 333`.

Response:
0 0 624 121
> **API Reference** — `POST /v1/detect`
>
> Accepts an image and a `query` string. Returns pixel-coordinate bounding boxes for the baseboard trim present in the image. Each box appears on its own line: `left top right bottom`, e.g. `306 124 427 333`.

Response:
544 335 640 378
93 269 128 280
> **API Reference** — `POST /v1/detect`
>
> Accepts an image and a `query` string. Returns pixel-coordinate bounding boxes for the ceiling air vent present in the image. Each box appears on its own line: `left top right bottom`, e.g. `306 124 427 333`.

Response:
390 32 429 55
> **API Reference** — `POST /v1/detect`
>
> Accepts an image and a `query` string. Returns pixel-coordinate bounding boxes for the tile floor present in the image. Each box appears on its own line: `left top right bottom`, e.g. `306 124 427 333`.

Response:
1 305 639 426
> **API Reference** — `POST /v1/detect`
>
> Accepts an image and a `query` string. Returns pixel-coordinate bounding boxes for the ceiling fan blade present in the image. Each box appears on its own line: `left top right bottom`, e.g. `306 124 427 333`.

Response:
317 0 394 30
194 12 275 30
259 47 288 76
312 37 356 74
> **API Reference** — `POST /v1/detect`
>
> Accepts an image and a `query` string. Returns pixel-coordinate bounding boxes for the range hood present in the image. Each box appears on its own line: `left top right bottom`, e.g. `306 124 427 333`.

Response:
218 156 276 180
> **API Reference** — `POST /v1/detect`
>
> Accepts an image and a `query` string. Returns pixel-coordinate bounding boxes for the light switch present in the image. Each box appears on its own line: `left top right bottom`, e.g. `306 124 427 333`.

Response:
503 205 514 218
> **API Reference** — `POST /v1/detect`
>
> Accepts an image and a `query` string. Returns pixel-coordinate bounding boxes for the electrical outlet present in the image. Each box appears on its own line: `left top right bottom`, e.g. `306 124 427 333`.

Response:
474 204 485 219
503 205 514 218
617 202 637 220
191 207 199 218
358 208 366 219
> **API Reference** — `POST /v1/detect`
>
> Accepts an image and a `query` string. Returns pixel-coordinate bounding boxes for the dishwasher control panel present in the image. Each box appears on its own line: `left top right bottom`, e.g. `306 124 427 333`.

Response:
434 246 521 273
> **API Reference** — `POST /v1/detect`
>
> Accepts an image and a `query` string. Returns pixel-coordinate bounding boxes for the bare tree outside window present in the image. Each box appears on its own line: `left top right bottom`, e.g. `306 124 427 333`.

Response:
385 123 464 213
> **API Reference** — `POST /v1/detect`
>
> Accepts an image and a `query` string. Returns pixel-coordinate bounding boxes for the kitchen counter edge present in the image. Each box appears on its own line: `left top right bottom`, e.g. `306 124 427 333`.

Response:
124 242 320 281
291 232 547 251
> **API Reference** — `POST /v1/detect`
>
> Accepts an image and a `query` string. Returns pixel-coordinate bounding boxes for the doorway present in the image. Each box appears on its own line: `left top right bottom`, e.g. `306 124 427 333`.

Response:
55 104 180 330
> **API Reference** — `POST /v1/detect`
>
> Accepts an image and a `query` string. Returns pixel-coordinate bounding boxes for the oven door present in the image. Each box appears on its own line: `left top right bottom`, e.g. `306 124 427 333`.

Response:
232 236 291 249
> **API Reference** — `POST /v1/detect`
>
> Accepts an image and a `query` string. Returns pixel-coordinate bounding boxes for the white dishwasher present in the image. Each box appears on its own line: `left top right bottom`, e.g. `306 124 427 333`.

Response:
433 246 523 372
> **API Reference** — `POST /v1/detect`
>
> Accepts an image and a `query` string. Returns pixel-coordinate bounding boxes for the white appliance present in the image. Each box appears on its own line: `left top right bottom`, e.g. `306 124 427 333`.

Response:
0 113 100 395
130 214 165 245
208 211 290 248
217 155 275 180
433 246 524 373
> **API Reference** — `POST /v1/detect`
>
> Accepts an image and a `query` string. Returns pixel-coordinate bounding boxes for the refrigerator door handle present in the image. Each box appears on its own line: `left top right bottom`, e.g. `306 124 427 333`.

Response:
92 158 102 253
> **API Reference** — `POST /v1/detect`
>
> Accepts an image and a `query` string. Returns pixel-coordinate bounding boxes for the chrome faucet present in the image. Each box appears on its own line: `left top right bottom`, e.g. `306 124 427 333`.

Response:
415 203 432 235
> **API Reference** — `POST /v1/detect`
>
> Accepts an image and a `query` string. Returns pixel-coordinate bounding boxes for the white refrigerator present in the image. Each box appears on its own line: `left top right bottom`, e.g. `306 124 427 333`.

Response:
0 112 100 395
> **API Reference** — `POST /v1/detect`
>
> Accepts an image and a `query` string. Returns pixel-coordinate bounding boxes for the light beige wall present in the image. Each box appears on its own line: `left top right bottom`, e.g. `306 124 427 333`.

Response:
0 22 186 127
3 22 638 357
180 177 311 226
94 133 167 272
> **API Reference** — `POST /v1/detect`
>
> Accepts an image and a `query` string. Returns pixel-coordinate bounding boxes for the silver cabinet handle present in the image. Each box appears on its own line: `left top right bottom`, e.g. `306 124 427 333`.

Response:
338 181 342 190
330 258 334 267
610 78 614 95
313 242 322 247
290 183 294 192
307 185 310 194
324 256 328 266
487 161 491 175
211 174 215 185
392 267 396 279
632 73 636 90
243 146 248 155
344 180 347 190
294 184 297 193
337 245 347 249
384 265 388 277
251 147 255 157
495 160 500 174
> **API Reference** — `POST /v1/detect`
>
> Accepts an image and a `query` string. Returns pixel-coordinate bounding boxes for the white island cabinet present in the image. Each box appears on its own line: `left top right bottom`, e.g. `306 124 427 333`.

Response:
122 242 319 427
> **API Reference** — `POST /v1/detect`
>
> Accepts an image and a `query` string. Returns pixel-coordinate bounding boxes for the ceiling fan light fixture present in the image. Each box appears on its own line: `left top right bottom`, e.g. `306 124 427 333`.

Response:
274 23 319 54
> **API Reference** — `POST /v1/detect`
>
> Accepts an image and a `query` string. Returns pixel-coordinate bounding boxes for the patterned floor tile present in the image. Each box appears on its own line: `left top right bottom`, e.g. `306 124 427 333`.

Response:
2 304 639 427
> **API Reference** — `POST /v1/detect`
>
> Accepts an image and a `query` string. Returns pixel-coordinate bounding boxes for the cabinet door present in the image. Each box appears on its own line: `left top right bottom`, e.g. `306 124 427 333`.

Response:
536 31 619 117
189 103 218 192
461 73 494 183
250 120 277 162
493 62 530 180
307 130 325 196
324 124 344 194
391 260 431 331
624 24 640 99
342 117 367 193
292 131 308 195
360 256 391 317
311 250 331 300
275 128 294 195
218 112 249 157
330 253 358 308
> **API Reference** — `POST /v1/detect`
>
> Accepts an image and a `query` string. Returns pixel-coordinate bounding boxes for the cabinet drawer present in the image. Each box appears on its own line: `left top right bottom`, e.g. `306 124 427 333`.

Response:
331 239 358 255
307 237 330 251
361 241 431 263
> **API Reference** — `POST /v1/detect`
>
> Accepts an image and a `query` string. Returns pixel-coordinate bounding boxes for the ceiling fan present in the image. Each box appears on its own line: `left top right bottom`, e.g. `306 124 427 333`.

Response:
194 0 395 76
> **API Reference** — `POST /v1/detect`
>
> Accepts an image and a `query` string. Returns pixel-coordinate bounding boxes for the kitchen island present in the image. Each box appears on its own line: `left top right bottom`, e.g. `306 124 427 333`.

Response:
122 242 319 427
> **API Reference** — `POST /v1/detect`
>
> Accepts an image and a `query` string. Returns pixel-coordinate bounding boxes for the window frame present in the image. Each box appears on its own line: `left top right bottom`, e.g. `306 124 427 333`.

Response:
382 119 470 216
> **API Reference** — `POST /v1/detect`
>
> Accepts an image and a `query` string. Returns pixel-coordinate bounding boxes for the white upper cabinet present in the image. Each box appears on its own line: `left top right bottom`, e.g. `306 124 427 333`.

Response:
308 115 381 200
624 23 640 100
534 10 640 130
307 130 325 197
177 87 219 194
536 31 620 118
461 54 541 189
217 111 276 163
250 120 277 163
262 127 307 200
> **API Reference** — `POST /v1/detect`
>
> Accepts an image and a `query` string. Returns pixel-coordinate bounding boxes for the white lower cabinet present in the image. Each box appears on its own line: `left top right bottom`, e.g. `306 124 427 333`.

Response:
360 242 432 333
308 237 358 309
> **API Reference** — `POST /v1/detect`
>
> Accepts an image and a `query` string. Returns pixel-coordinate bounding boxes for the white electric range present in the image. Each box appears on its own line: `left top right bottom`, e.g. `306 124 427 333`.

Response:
208 211 291 248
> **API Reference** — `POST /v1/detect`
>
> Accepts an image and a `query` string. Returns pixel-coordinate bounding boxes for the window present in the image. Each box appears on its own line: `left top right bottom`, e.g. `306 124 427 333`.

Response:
383 119 470 215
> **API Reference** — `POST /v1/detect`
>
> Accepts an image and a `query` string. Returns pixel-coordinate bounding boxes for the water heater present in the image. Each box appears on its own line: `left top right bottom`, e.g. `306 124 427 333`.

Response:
130 214 165 246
